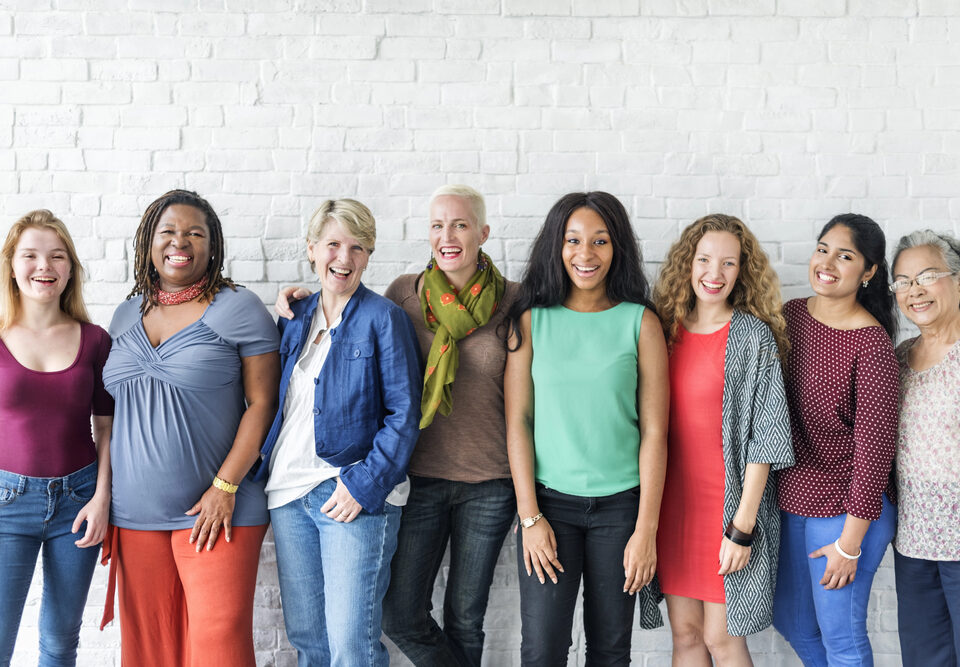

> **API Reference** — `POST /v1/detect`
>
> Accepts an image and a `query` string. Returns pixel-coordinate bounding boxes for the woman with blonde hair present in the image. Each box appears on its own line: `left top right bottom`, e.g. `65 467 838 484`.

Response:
0 210 113 666
653 214 794 666
257 198 421 664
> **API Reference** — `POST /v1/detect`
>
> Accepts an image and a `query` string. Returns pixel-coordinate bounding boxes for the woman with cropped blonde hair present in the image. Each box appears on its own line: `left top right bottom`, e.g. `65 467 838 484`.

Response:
258 198 422 665
654 214 794 666
0 210 113 666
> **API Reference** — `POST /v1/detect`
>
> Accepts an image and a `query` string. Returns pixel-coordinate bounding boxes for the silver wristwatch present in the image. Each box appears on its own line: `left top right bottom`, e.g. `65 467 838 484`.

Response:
519 512 544 529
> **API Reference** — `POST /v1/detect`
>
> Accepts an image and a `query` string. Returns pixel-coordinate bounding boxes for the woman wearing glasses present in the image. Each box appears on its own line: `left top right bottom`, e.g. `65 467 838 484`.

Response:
772 214 899 667
889 231 960 667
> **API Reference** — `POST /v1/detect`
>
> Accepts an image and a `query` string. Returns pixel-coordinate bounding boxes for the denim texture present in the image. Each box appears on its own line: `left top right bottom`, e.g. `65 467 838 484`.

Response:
0 463 100 667
516 485 641 667
271 478 401 667
773 495 896 667
257 285 422 513
894 550 960 667
382 476 515 667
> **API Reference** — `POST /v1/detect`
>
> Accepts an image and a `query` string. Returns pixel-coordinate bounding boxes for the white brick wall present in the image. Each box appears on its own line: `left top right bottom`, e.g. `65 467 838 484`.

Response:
5 1 957 664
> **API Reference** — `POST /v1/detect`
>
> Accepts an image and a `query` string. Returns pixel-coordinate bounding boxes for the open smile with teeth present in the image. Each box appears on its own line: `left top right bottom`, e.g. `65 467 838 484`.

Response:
700 280 724 293
31 276 57 283
439 246 462 259
816 271 839 284
908 301 933 311
573 264 599 276
330 267 352 278
166 255 192 266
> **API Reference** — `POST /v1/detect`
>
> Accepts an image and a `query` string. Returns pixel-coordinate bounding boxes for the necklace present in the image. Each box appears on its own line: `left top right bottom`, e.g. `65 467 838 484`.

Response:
155 277 207 306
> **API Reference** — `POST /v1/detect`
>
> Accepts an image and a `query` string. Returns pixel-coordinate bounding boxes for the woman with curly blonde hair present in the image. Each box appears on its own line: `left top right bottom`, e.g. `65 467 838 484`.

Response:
653 214 794 666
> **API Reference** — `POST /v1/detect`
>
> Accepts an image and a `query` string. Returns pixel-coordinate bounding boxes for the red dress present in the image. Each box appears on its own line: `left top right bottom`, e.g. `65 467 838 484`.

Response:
657 322 729 603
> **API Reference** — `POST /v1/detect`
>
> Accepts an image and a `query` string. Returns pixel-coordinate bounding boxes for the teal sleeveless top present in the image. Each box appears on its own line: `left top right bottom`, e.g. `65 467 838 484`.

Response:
530 302 646 497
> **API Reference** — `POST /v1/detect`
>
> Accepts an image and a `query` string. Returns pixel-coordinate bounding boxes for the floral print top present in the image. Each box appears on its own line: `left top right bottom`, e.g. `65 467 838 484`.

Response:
895 337 960 561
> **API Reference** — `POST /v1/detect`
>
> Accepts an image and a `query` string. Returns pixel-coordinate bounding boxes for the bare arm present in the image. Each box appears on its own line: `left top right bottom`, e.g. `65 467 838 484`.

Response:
718 462 770 575
809 514 871 589
73 414 113 547
275 286 314 320
505 310 562 585
623 308 669 594
186 351 280 551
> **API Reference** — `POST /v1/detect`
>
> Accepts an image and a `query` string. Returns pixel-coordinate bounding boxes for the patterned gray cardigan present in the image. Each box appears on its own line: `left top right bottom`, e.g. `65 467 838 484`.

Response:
718 310 795 636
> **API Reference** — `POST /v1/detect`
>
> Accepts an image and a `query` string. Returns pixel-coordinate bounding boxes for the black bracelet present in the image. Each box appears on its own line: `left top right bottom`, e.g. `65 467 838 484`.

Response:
724 521 754 547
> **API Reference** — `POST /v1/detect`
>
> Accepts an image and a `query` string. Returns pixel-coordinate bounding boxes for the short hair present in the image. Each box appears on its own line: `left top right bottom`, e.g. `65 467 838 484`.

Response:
0 209 89 331
892 229 960 277
429 184 486 229
307 199 377 255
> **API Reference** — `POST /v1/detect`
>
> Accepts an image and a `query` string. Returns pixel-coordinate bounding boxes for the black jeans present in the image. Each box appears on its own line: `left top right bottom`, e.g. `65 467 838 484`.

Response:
382 476 515 667
517 484 640 666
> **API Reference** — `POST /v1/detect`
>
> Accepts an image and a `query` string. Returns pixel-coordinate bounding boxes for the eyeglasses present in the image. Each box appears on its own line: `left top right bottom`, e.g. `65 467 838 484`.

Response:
889 270 957 293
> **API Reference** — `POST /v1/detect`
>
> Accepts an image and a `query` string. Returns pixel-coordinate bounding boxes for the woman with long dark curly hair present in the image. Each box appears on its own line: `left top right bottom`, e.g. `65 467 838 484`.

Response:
653 214 794 666
773 214 899 666
504 191 668 665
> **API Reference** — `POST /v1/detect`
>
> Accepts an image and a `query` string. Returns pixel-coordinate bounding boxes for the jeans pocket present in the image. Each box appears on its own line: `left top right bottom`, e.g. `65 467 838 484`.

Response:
68 476 96 504
0 485 17 507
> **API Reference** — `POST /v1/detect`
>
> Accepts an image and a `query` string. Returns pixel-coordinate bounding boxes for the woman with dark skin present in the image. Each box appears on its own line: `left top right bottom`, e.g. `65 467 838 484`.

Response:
100 190 280 667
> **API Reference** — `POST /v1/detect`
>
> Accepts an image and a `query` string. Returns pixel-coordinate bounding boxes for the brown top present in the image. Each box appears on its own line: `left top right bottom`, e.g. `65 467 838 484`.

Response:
384 272 517 482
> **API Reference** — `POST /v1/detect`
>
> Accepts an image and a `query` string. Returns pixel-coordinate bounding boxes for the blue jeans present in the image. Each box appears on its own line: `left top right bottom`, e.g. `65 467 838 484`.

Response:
381 476 515 667
0 463 100 667
270 478 401 667
773 495 896 667
894 550 960 666
517 485 640 667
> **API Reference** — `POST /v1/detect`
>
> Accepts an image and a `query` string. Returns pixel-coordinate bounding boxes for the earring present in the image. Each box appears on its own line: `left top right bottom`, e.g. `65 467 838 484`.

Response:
477 247 488 272
862 279 870 289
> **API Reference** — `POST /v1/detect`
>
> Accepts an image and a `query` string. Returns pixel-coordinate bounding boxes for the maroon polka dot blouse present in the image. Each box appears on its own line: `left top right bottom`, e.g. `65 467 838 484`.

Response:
778 298 899 520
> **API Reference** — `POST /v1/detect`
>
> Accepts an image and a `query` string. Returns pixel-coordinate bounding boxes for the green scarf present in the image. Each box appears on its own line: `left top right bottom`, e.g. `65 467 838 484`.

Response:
418 251 505 429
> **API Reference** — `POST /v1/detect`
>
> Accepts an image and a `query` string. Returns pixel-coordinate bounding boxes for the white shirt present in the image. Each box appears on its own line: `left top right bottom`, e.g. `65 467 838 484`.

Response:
266 298 409 510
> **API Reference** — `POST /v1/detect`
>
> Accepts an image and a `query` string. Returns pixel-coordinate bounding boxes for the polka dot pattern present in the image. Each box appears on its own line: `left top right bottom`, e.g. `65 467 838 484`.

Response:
778 299 899 520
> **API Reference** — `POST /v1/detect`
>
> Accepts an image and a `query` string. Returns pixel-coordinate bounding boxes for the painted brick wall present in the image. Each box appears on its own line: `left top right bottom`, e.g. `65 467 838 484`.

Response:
5 0 957 664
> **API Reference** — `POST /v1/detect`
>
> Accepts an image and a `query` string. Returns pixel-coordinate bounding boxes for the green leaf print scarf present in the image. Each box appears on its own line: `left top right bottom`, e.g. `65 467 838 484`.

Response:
418 251 505 429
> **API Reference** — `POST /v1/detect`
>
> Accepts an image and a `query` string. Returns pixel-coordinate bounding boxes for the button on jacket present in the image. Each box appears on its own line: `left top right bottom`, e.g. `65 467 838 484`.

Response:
257 284 423 513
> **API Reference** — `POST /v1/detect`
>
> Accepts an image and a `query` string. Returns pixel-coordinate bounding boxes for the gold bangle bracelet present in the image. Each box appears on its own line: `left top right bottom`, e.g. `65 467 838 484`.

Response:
212 476 239 494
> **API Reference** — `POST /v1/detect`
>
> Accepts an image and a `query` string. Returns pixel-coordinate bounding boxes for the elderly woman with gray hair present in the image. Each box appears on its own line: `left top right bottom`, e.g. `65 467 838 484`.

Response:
889 230 960 667
256 199 422 665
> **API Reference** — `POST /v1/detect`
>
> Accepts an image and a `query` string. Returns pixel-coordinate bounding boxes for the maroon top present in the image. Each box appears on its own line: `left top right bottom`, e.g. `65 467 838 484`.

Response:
778 299 898 520
0 322 114 477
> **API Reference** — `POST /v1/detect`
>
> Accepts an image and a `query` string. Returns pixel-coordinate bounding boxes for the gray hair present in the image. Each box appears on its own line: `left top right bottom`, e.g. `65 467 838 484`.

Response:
429 184 486 229
892 229 960 277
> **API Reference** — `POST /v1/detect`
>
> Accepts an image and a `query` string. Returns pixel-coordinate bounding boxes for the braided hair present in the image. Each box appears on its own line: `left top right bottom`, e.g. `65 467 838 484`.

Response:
128 189 235 313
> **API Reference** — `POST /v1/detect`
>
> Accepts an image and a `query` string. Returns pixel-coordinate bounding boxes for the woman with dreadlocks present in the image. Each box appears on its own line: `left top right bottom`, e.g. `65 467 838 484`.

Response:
99 190 280 667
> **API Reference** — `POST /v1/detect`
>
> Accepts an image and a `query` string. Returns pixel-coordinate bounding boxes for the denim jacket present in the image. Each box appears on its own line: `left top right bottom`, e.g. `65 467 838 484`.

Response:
256 283 423 513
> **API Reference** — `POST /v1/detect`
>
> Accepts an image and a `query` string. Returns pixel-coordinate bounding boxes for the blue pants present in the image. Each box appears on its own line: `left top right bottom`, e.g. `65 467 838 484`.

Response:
270 478 401 667
381 476 515 667
517 485 640 667
894 550 960 667
0 463 100 667
773 495 896 667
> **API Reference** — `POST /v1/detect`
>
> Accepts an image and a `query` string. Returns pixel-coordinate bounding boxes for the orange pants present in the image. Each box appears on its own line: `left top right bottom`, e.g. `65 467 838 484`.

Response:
114 525 267 667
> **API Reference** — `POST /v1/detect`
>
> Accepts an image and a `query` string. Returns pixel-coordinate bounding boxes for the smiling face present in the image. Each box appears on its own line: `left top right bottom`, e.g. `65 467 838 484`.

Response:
809 224 876 300
691 230 741 307
11 226 72 305
428 194 490 290
150 204 211 292
308 218 370 299
893 244 960 329
561 206 613 295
